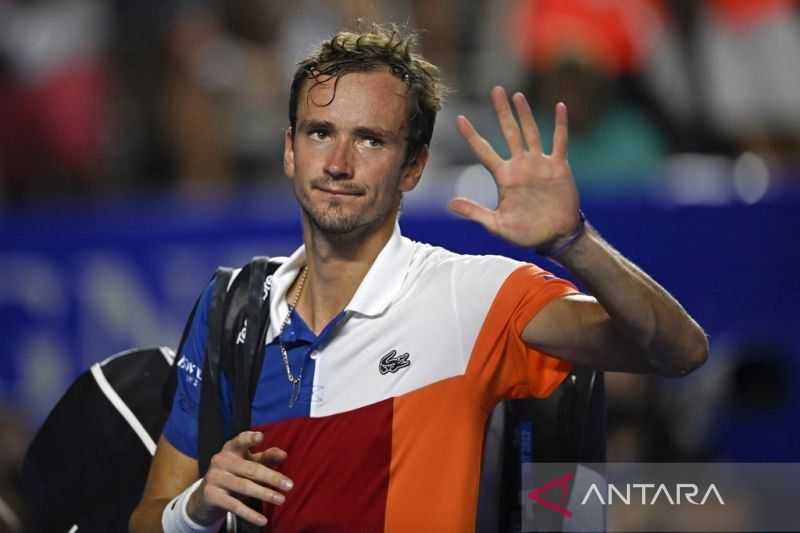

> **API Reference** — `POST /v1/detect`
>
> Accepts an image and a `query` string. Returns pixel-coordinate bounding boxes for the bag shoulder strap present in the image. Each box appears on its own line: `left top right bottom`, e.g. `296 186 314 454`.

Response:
222 257 281 533
198 258 281 477
231 257 270 434
198 268 234 477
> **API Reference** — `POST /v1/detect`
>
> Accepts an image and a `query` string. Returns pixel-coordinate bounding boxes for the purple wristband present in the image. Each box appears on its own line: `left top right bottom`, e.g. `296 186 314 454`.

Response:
537 210 587 257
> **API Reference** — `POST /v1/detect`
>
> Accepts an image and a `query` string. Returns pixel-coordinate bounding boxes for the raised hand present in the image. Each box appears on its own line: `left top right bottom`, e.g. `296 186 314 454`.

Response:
188 431 292 527
448 86 581 250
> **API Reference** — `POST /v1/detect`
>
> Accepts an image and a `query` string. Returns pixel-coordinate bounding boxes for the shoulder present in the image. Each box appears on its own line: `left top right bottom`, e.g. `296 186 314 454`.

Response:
399 239 551 321
405 237 522 273
401 238 574 310
403 237 534 288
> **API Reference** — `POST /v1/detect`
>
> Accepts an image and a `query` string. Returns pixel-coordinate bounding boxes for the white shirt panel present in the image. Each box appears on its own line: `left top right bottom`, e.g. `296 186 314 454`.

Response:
310 241 524 417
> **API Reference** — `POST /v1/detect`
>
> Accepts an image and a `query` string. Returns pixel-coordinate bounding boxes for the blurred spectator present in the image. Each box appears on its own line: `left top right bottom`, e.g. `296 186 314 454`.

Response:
103 0 182 195
3 0 800 206
511 0 669 195
0 0 109 206
153 1 391 195
164 3 281 194
699 0 800 173
641 0 800 172
105 1 287 197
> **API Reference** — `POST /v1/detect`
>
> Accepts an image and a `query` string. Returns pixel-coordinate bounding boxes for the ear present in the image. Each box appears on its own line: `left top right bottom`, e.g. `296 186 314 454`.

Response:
283 127 295 178
399 145 429 193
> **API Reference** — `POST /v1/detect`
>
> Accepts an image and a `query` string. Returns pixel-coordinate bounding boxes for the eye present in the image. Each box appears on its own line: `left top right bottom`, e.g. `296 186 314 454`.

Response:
308 129 329 141
361 137 384 149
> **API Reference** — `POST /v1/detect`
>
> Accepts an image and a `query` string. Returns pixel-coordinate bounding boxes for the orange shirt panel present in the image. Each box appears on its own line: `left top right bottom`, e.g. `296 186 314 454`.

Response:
385 376 486 533
384 264 577 532
466 264 577 406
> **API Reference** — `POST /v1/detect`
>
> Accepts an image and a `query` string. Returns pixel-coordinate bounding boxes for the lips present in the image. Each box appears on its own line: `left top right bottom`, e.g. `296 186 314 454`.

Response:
314 185 364 197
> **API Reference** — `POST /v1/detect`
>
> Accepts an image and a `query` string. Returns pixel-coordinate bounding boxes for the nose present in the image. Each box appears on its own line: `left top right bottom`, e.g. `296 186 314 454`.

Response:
324 139 353 180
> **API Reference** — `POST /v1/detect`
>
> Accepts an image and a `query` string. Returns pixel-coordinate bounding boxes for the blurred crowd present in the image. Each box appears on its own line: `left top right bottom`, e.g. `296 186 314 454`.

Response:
1 0 800 207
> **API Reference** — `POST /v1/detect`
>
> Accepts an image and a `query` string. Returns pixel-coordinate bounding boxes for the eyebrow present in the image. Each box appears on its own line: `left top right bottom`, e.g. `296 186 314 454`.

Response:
297 119 398 140
353 126 394 140
297 119 334 132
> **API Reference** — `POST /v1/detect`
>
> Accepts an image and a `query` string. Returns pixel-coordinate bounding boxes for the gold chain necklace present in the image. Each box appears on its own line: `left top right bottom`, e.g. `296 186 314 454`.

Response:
278 266 309 408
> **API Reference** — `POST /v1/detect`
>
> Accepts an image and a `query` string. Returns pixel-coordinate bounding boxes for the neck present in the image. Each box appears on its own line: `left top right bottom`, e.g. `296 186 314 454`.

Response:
292 215 397 334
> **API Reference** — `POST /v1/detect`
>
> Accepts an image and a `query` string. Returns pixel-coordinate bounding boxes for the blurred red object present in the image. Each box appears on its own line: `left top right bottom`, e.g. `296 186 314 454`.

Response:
709 0 800 30
513 0 668 74
0 58 107 194
30 59 108 178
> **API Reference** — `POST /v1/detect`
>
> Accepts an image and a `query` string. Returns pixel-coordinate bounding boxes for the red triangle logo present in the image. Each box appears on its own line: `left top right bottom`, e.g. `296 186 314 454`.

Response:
527 472 574 518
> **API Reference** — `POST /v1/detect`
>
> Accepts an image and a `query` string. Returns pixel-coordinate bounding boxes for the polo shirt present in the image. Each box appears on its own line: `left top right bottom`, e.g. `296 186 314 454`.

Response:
163 223 578 532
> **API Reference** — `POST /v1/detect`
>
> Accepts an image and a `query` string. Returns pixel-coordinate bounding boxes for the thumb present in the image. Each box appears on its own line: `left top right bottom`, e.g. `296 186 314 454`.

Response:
447 197 497 234
250 447 288 467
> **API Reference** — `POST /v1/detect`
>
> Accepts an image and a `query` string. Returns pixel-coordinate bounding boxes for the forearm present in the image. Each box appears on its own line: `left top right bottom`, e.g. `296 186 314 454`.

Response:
552 223 708 376
131 485 226 533
130 436 209 533
129 498 170 533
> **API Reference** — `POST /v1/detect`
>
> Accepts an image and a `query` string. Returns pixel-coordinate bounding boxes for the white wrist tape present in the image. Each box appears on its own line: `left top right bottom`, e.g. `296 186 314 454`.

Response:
162 478 226 533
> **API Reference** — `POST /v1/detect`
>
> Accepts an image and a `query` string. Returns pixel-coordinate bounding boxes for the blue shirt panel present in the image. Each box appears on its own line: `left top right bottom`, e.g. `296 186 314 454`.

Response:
162 281 223 457
250 309 348 427
162 279 347 458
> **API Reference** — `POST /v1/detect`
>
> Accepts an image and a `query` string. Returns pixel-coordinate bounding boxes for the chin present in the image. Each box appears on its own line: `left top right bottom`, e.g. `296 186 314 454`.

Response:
298 190 399 238
305 206 365 235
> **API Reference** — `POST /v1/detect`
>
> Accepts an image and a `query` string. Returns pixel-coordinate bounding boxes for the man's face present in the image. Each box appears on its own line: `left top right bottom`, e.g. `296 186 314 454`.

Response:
284 69 427 237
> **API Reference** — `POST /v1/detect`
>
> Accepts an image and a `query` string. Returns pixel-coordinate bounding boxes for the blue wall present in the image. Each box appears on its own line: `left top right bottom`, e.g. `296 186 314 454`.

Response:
1 186 798 424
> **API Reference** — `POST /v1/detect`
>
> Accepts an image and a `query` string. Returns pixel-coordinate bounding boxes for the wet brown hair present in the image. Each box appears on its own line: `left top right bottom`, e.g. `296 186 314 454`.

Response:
289 24 446 165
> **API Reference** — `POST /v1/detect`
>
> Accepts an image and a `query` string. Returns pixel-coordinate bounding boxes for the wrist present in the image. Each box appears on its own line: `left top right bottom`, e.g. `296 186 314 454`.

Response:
163 479 225 533
186 480 223 526
535 210 587 258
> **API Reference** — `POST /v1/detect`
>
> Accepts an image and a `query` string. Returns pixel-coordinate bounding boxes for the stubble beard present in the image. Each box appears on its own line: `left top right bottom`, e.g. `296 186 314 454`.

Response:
297 189 400 240
303 201 362 235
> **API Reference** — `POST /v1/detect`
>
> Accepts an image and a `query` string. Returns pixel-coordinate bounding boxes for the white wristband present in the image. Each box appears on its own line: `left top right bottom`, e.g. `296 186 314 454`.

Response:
162 479 226 533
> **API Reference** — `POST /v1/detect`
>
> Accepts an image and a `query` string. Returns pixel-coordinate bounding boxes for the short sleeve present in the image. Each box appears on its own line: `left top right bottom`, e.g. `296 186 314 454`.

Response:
462 262 578 404
162 282 214 458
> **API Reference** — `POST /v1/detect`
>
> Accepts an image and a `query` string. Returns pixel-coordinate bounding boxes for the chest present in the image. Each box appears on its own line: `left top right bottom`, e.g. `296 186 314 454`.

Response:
309 295 471 417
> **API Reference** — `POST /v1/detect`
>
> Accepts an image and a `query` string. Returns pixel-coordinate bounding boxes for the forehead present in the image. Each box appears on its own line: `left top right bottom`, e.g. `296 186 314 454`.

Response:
297 69 411 133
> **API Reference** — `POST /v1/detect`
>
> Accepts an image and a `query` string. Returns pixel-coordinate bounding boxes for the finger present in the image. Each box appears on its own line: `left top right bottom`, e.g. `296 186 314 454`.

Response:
512 92 542 154
447 197 498 234
552 102 569 159
209 469 288 505
491 86 525 156
204 484 269 527
223 431 263 454
250 447 288 467
456 115 503 171
210 452 294 492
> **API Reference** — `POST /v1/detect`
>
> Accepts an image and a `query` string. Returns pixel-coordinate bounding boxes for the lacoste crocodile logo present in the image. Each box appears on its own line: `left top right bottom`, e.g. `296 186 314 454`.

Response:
379 350 411 375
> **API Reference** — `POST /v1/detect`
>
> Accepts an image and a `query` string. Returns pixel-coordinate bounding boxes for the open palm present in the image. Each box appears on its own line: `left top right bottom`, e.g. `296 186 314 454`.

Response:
448 86 581 250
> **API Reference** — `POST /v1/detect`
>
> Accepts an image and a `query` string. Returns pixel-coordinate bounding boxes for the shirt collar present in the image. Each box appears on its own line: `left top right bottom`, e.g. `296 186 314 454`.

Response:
266 222 414 341
345 222 414 317
267 245 306 343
